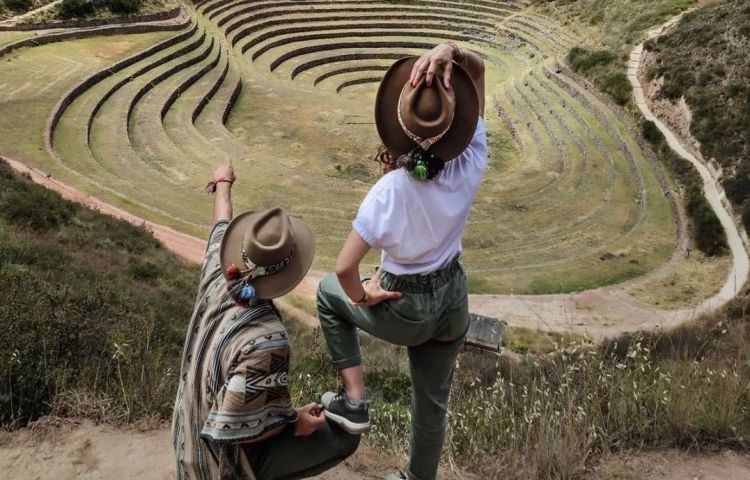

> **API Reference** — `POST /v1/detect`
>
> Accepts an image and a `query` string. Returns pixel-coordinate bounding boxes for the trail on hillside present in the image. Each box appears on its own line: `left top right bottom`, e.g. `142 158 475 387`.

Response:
626 12 750 312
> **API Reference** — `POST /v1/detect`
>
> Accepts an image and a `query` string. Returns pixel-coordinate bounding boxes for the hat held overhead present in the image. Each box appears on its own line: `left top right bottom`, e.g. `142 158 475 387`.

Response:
375 56 479 164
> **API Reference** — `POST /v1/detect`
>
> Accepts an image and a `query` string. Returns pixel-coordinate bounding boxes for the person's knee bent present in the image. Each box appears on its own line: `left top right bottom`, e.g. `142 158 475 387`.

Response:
316 272 339 316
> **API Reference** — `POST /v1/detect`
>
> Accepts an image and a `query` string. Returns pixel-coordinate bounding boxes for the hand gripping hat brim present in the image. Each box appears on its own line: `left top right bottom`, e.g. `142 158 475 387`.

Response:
219 209 315 300
375 56 479 161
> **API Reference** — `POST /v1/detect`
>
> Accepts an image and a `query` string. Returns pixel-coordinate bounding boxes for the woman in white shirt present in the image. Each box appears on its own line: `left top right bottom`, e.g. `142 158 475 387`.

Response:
316 43 486 480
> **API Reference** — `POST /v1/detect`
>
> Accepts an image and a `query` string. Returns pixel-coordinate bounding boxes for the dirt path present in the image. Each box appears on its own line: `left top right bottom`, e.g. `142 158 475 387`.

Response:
0 421 466 480
2 422 748 480
626 12 750 312
588 449 750 480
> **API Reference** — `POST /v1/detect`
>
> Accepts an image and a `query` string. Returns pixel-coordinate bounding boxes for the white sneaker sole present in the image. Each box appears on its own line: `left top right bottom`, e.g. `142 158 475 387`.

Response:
324 410 371 434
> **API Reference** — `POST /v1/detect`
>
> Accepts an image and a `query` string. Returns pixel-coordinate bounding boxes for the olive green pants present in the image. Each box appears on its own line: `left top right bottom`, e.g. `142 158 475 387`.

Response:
316 260 469 480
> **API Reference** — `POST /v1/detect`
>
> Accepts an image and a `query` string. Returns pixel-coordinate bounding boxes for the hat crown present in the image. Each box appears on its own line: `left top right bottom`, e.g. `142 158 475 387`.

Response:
242 208 294 268
399 77 455 141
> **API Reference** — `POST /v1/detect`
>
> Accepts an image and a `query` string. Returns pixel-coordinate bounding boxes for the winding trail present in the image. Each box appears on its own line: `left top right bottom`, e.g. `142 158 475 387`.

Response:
626 11 749 313
2 11 747 339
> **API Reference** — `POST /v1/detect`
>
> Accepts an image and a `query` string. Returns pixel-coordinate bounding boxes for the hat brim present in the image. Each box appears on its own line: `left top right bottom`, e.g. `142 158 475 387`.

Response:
375 56 479 161
219 211 315 300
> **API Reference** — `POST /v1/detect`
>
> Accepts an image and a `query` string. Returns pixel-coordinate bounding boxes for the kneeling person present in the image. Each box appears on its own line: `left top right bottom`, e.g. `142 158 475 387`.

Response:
172 163 360 480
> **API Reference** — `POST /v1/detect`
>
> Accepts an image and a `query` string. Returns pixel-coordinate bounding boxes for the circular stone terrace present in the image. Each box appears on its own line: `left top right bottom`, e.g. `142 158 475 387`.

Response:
0 0 732 326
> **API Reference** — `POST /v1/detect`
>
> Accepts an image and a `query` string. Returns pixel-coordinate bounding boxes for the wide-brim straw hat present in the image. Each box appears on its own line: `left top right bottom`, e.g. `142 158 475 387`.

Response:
220 207 315 300
375 56 479 161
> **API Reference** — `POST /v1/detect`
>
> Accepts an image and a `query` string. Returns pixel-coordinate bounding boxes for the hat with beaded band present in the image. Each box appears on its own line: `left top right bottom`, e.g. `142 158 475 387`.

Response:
220 207 315 300
374 56 479 162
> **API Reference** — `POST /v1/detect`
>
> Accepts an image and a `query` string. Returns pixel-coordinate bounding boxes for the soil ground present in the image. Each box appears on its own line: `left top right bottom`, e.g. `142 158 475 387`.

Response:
2 421 748 480
0 420 471 480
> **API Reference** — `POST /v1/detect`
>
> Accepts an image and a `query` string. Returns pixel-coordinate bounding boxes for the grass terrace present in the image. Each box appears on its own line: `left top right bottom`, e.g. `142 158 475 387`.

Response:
0 0 728 303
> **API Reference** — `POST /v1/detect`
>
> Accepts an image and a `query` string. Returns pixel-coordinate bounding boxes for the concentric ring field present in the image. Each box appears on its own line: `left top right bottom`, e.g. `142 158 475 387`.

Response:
0 0 692 295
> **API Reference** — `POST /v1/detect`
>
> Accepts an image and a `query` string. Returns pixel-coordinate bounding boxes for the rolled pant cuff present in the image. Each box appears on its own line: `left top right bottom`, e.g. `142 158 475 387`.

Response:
331 355 362 370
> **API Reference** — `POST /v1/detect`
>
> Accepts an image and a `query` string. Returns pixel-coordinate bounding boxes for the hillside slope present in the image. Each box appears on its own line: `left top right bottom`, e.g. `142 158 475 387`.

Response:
643 1 750 227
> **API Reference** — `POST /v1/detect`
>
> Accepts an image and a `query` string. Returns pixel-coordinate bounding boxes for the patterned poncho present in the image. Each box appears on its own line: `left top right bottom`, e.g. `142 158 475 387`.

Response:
172 221 297 480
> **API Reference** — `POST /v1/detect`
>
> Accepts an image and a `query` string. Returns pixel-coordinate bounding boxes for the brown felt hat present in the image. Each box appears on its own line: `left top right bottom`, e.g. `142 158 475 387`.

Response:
220 207 315 299
375 56 479 161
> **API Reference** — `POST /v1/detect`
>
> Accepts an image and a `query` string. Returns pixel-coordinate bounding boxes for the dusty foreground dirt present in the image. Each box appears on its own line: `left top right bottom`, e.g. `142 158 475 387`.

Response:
0 420 464 480
2 422 749 480
588 449 750 480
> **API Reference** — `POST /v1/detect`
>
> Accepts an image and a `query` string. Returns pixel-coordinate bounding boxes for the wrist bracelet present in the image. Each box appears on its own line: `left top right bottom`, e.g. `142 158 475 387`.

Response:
447 42 467 67
205 177 234 194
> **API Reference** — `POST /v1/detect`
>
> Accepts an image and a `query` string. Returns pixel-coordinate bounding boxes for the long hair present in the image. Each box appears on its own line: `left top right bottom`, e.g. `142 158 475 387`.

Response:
373 144 445 180
374 144 399 175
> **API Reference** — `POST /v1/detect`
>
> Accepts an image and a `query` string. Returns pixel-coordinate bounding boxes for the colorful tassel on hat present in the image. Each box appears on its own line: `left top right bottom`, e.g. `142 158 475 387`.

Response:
239 284 256 302
225 264 241 280
405 146 444 181
412 160 428 180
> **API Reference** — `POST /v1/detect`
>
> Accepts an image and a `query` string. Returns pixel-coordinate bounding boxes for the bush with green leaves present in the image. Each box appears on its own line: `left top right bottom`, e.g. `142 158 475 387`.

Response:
6 0 29 11
58 0 95 18
3 0 31 12
566 47 632 106
0 182 77 231
641 120 727 256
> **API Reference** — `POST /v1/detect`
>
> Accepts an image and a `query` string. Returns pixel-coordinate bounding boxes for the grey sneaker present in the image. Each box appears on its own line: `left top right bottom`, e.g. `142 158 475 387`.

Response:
321 390 370 434
385 473 407 480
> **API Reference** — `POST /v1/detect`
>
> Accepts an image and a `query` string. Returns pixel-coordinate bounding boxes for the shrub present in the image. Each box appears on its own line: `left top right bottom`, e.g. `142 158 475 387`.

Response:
741 200 750 234
3 0 31 11
0 185 77 231
641 119 665 145
566 47 632 106
58 0 95 18
127 258 161 280
723 173 750 206
102 0 141 14
601 71 632 105
687 193 727 256
641 120 727 256
566 47 616 72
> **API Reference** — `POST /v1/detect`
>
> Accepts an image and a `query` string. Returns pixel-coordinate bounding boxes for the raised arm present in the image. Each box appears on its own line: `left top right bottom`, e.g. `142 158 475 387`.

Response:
409 43 485 118
209 163 235 223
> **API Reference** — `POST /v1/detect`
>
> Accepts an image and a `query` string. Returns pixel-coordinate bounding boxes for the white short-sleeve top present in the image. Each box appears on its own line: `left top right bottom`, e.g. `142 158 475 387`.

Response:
353 116 488 275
